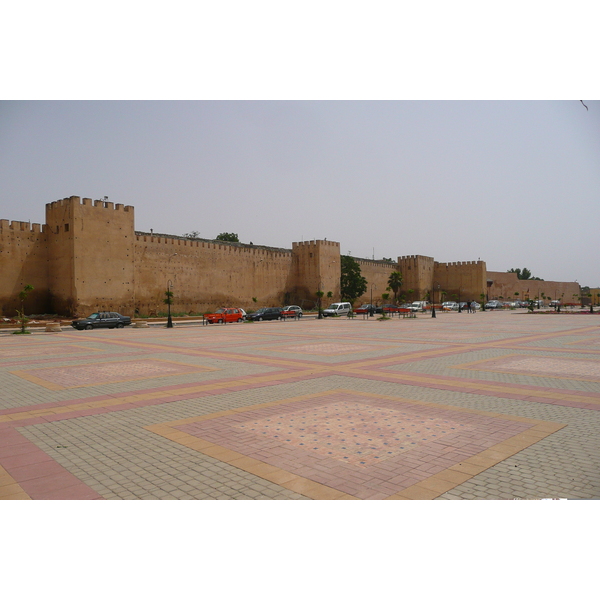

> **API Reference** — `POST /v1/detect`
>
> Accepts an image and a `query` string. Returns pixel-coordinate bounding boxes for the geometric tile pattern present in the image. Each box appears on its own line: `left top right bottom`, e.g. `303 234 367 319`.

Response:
0 344 95 359
2 310 599 501
230 398 471 466
10 359 215 390
458 354 600 381
174 390 552 499
271 343 379 355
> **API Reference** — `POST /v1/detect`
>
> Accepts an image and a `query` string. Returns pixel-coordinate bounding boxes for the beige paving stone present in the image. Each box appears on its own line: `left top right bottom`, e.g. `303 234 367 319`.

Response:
3 313 600 500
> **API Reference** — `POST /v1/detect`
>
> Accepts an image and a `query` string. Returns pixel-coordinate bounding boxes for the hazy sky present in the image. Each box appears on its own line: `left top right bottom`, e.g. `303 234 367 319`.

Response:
1 100 599 285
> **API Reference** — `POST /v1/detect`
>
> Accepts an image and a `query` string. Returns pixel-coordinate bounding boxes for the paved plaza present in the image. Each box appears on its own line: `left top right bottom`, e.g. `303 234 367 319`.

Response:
1 310 600 500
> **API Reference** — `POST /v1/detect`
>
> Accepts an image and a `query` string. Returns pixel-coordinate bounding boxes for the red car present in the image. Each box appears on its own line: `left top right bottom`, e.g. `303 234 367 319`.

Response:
204 308 245 324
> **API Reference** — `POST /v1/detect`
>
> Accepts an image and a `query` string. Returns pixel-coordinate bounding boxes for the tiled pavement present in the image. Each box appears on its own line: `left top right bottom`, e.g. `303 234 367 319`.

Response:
1 310 600 500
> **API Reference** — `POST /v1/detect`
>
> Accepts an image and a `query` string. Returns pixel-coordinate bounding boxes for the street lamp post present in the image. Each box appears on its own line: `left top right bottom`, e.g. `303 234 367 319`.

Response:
166 279 173 328
431 284 439 318
370 284 376 317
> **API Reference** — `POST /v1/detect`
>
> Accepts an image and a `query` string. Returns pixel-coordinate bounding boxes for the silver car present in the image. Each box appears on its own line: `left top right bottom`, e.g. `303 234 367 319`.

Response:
282 305 303 318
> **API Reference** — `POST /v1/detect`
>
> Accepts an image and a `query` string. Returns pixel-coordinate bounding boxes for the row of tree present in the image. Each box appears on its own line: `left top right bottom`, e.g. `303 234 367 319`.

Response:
507 267 543 281
184 231 240 242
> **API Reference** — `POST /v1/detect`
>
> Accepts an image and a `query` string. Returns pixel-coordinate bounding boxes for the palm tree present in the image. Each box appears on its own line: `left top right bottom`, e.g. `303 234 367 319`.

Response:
16 284 34 334
387 271 403 303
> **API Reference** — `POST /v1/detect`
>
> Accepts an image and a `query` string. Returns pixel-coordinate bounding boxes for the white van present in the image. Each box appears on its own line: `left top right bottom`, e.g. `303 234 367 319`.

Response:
323 302 352 317
410 301 429 312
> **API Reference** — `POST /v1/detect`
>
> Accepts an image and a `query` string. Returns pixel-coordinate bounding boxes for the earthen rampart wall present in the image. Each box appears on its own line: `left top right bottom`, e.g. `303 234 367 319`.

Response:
0 219 49 314
433 260 487 302
486 271 580 303
353 258 399 304
0 197 586 316
133 234 294 315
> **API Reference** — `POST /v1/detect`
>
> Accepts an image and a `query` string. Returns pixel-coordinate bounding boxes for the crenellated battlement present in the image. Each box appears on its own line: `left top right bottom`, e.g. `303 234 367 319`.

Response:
46 196 133 212
354 257 397 268
135 231 291 257
292 240 340 248
435 260 484 267
0 219 45 233
398 254 433 261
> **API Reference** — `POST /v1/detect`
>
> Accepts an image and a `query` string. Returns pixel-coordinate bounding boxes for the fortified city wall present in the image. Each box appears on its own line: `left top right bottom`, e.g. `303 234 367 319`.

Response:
0 196 344 316
486 271 579 304
44 197 136 315
433 260 487 303
353 258 399 304
290 240 341 307
0 219 49 314
133 234 295 316
0 196 583 316
397 255 436 302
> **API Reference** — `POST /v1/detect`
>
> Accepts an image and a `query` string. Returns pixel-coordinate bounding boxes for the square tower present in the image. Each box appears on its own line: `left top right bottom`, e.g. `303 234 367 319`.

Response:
45 196 135 315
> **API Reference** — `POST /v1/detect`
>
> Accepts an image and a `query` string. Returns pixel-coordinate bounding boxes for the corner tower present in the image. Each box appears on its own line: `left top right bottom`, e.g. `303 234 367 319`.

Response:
46 196 135 315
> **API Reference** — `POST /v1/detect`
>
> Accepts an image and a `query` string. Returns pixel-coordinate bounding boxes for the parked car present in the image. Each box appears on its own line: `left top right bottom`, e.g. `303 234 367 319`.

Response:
323 302 352 317
204 307 245 324
247 307 283 321
442 301 459 311
354 304 376 314
72 311 131 330
410 301 429 312
470 302 481 310
485 300 503 309
282 305 303 318
549 300 561 307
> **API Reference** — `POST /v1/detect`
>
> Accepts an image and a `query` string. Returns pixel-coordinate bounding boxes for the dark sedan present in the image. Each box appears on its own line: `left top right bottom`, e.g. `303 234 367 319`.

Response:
354 304 376 314
72 312 132 330
247 307 283 321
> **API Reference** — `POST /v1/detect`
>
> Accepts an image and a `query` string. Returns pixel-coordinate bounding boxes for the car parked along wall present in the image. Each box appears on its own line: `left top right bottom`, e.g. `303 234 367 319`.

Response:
247 307 283 321
204 308 245 324
72 312 131 330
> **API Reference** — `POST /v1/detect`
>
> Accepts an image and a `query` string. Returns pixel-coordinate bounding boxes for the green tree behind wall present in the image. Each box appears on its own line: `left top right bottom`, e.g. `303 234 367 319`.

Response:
508 268 543 281
341 255 367 303
216 232 239 242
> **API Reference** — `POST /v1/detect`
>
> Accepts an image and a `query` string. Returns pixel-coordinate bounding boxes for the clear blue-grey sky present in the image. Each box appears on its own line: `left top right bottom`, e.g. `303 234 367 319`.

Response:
1 100 599 285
